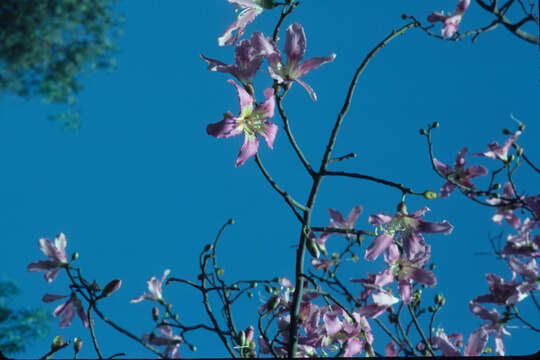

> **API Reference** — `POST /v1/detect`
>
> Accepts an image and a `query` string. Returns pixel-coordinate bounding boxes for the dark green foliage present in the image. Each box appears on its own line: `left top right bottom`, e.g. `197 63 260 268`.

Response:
0 0 123 128
0 281 50 355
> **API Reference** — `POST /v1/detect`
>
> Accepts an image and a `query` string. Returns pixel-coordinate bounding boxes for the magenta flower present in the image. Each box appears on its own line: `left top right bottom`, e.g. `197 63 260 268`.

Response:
207 79 277 167
473 273 530 305
131 269 170 304
143 325 183 358
350 269 394 302
473 130 521 162
433 147 488 198
43 293 89 328
503 218 540 257
469 302 511 356
256 23 335 101
427 0 471 38
202 32 268 88
316 205 362 255
385 244 437 304
486 182 522 228
364 207 453 261
357 291 400 319
218 0 277 46
27 233 68 283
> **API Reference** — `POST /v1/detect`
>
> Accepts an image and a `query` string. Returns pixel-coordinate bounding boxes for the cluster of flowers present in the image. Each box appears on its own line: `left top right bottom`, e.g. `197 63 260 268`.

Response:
256 278 375 357
427 0 471 38
204 1 335 166
428 129 540 355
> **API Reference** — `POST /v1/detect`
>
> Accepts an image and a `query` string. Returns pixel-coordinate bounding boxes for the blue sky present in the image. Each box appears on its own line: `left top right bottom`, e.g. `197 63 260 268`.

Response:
1 0 539 358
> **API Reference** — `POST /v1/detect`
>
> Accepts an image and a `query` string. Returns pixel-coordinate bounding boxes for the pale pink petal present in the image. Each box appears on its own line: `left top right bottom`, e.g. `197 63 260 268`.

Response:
295 78 317 101
284 23 306 63
260 122 278 149
365 233 394 261
299 54 336 77
228 79 253 110
235 136 259 167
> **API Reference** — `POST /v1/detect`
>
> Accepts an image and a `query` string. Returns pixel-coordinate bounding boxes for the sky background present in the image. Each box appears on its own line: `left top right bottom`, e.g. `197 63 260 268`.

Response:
1 0 539 358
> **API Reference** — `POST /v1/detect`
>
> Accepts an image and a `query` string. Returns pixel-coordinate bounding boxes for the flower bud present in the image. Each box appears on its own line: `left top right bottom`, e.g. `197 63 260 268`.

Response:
189 344 197 352
217 268 225 276
351 254 359 262
423 190 437 200
432 122 439 128
264 285 272 293
306 237 320 259
71 252 79 261
73 337 83 353
245 326 254 343
237 330 246 346
401 13 408 19
508 154 515 162
152 307 159 322
492 183 501 190
419 128 426 135
250 282 257 288
502 128 511 135
247 292 253 298
397 202 407 214
428 306 434 312
516 147 523 157
101 279 122 297
227 218 235 225
518 122 525 131
434 294 443 305
429 263 435 270
331 252 339 259
203 244 213 252
51 335 65 350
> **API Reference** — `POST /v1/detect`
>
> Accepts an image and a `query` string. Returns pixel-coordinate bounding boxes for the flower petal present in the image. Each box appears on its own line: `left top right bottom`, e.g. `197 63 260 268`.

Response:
260 122 278 149
284 23 306 63
365 233 394 261
236 136 259 167
207 114 242 139
347 205 363 225
299 54 336 77
218 7 261 46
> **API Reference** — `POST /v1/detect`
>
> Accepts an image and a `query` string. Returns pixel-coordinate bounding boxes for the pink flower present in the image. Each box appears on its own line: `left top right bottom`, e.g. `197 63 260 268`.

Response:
255 23 335 101
43 293 89 328
473 273 530 305
427 0 471 38
473 130 521 162
434 147 488 198
202 32 268 88
27 233 68 283
218 0 277 46
207 79 277 167
469 302 511 355
365 207 453 261
143 325 183 358
486 182 522 228
131 269 170 304
357 291 400 319
316 205 362 255
385 244 436 304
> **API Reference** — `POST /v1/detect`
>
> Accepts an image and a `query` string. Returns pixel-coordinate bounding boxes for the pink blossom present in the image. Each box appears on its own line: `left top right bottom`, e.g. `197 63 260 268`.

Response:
473 130 521 162
43 293 89 328
218 0 277 46
427 0 471 38
27 233 68 283
255 23 335 101
131 269 170 304
365 207 452 261
207 79 277 167
202 32 268 88
357 291 400 319
434 147 488 197
143 325 183 358
469 302 511 355
486 182 522 228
